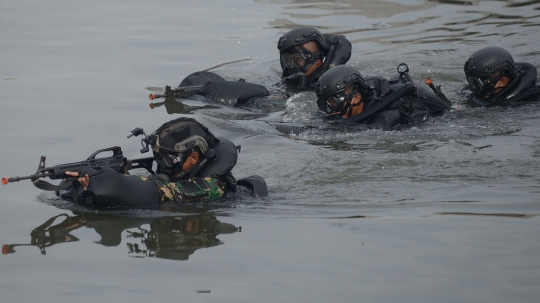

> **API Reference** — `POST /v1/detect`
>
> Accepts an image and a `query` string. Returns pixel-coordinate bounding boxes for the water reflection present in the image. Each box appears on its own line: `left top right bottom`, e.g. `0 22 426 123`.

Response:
3 212 240 261
2 214 82 255
126 213 240 260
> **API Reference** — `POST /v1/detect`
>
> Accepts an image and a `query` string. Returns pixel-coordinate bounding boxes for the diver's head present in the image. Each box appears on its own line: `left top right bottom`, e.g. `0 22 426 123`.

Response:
464 47 518 98
150 118 219 178
277 27 328 78
315 65 369 118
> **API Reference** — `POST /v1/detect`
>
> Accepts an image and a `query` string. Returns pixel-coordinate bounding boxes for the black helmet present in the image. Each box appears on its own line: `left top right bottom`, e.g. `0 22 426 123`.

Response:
277 27 329 53
150 118 219 174
314 65 369 114
277 27 329 77
464 47 518 96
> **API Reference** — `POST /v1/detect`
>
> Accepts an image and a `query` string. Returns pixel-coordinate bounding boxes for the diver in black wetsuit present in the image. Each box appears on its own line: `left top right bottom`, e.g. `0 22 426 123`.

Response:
315 65 451 130
277 27 352 90
463 47 540 106
60 118 267 209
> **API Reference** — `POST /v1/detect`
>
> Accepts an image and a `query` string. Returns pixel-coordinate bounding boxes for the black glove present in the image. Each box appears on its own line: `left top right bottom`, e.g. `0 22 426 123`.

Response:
78 167 99 177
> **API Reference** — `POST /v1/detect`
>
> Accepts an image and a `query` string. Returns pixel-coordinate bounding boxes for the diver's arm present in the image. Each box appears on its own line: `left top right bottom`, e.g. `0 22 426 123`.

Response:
373 109 402 131
69 169 228 206
67 167 161 208
200 81 269 106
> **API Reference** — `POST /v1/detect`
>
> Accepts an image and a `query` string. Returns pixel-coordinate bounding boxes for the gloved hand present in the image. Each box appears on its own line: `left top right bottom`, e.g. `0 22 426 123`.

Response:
65 167 99 190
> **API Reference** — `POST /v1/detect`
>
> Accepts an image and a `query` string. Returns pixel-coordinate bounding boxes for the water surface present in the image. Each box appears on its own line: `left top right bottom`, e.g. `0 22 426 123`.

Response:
1 0 539 302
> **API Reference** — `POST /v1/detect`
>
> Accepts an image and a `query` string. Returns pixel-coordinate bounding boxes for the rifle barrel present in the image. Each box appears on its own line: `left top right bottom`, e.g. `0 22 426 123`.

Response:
148 85 204 100
425 78 437 91
2 172 54 184
149 93 166 100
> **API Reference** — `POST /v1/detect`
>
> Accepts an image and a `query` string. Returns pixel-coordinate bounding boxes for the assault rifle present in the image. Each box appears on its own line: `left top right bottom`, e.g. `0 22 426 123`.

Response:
2 146 154 191
148 85 203 100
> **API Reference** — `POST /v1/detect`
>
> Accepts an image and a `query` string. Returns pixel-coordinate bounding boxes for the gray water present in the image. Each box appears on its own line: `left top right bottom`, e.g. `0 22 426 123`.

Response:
1 0 540 302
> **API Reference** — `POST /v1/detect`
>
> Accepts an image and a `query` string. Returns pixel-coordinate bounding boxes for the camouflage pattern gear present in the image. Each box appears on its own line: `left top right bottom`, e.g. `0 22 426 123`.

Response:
133 175 226 203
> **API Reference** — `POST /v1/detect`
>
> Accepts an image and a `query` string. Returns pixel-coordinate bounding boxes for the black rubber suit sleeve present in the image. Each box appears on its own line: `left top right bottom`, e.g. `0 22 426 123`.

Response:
75 167 161 209
373 109 403 131
236 175 268 197
200 81 269 106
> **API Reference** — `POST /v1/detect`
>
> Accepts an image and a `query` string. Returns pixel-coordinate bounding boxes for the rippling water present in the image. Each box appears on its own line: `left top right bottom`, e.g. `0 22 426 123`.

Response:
1 0 539 302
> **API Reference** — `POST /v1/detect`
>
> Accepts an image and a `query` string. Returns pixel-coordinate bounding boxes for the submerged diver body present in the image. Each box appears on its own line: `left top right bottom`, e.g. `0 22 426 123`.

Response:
60 118 267 209
151 70 289 112
315 65 451 130
463 47 540 106
278 26 352 90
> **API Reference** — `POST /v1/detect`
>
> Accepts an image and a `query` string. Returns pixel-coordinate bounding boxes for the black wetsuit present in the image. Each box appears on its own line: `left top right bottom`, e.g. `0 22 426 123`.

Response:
318 75 451 131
